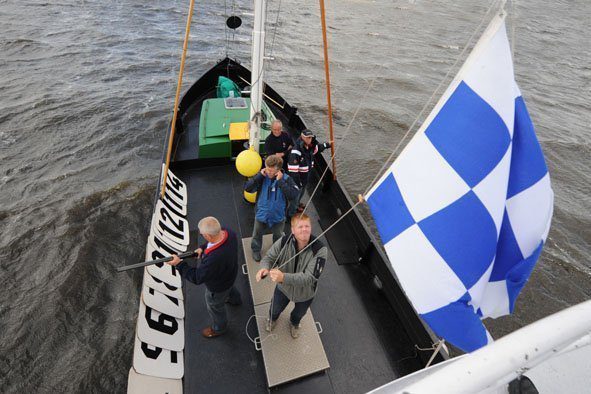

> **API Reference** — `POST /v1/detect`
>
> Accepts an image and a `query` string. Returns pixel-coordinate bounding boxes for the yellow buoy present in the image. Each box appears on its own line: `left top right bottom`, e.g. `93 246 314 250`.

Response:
244 190 257 204
235 147 262 177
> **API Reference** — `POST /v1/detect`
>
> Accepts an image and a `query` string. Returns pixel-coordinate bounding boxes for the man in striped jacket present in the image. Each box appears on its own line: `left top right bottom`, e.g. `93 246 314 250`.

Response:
287 129 331 213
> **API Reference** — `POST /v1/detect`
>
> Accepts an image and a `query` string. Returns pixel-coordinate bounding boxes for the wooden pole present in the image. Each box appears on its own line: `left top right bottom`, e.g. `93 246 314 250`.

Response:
161 0 196 199
318 0 337 180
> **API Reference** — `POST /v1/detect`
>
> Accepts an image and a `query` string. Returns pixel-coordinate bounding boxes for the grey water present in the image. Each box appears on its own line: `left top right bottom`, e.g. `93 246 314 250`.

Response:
0 0 589 392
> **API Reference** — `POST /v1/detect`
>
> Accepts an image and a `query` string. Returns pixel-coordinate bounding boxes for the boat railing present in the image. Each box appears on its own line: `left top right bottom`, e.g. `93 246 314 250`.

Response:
368 299 591 393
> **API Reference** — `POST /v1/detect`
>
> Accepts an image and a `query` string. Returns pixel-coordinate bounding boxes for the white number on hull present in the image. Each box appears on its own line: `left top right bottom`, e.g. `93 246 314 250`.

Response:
126 367 182 394
161 165 187 205
162 191 187 217
142 285 184 319
137 298 184 352
154 201 190 246
145 241 182 288
133 333 183 379
143 269 183 300
148 225 186 255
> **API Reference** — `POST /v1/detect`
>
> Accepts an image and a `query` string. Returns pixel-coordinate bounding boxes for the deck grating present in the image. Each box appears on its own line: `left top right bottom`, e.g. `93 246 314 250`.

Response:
241 235 277 306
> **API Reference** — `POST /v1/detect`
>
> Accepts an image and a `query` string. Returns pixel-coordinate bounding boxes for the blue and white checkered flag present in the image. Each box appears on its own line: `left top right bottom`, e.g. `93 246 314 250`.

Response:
365 14 553 352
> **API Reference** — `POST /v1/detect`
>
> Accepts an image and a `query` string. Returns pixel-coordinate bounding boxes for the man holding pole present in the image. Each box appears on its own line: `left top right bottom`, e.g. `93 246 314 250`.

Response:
168 216 242 338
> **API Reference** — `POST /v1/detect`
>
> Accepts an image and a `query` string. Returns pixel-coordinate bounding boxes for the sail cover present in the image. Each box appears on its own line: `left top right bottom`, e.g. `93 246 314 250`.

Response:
365 14 553 352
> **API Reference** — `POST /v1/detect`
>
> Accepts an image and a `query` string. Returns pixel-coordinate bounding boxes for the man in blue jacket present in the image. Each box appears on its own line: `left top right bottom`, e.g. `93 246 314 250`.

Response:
245 155 299 262
168 216 242 338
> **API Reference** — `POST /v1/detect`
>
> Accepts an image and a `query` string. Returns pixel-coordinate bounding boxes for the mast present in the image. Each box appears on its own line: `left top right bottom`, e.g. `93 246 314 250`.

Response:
249 0 266 152
160 0 196 199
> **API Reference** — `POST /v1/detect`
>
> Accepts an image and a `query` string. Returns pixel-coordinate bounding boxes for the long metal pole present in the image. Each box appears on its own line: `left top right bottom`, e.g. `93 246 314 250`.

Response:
116 250 197 272
161 0 196 199
318 0 336 180
249 0 266 152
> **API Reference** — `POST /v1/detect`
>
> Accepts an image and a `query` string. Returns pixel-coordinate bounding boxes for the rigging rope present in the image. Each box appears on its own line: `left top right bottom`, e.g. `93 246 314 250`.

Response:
243 0 506 345
231 0 238 56
273 199 364 272
270 0 503 310
510 0 516 58
244 74 380 341
242 71 380 345
261 71 380 276
268 0 283 59
224 0 228 57
362 0 503 196
224 0 240 58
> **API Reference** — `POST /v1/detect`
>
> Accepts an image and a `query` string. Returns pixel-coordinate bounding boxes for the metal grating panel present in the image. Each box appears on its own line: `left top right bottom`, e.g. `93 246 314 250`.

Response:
254 303 330 387
242 235 277 306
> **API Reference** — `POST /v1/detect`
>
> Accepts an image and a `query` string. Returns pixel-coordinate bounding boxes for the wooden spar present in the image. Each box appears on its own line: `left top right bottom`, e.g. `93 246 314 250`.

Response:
161 0 196 199
318 0 337 180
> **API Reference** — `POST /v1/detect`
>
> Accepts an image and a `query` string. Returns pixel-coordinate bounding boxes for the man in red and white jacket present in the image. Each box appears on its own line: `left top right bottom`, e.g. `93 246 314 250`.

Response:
168 216 242 338
287 129 331 213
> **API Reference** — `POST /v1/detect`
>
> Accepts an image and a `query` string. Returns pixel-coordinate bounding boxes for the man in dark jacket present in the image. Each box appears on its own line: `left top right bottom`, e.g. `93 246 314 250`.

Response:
245 155 299 262
264 120 292 171
287 129 331 214
168 216 242 338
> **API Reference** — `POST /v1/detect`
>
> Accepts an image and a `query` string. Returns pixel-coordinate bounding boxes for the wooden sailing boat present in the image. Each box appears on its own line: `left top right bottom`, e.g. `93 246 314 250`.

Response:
124 0 437 392
123 0 590 393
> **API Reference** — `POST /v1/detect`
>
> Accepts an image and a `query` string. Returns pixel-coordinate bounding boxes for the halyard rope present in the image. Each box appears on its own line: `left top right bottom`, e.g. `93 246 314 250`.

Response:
244 0 505 345
363 0 503 196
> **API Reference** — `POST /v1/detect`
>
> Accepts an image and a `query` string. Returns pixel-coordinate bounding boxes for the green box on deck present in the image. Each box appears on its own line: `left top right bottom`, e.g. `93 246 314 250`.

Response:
198 97 272 158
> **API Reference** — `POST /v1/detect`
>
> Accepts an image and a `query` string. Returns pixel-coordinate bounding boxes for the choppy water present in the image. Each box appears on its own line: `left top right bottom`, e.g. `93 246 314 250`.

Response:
1 0 589 392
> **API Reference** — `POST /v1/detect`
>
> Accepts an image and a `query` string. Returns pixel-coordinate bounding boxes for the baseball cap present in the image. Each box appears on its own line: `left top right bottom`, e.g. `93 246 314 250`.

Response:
301 129 314 138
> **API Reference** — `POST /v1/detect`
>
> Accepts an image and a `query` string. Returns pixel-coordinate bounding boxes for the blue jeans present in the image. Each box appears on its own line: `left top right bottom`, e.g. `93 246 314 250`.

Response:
269 286 313 326
251 219 284 253
205 286 242 332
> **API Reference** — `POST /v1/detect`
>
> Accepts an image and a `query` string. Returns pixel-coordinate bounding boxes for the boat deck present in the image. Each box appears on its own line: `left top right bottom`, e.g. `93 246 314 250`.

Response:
135 58 442 393
174 164 423 393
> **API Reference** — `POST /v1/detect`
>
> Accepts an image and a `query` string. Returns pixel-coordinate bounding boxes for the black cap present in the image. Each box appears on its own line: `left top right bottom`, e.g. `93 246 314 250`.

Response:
301 129 314 137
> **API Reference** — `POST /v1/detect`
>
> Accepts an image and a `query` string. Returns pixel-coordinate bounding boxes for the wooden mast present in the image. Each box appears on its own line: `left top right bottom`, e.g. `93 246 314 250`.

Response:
318 0 336 179
161 0 196 199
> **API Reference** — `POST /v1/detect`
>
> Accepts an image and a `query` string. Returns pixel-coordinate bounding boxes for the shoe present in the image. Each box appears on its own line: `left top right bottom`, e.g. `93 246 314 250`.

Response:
226 298 243 306
265 318 276 333
201 326 224 338
296 203 305 213
290 322 300 339
253 250 262 262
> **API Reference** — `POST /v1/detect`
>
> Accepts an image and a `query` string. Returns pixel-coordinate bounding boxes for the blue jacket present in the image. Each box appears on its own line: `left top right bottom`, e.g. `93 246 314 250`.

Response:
245 172 299 226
